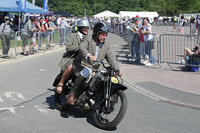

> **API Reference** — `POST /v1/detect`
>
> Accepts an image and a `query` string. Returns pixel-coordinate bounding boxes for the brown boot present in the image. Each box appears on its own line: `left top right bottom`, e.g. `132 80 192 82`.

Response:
67 93 75 105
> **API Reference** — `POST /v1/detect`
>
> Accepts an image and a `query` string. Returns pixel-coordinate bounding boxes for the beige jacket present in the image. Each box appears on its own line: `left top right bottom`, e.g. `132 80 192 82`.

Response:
72 35 120 74
58 32 81 71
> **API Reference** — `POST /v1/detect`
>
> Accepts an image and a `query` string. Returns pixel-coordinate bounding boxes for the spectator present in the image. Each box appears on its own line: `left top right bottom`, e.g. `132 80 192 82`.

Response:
190 15 196 23
190 15 196 35
45 16 48 23
118 18 124 34
178 46 200 64
64 19 73 35
9 18 18 32
58 17 65 45
0 16 12 57
127 17 141 64
112 18 117 33
195 15 200 37
50 16 58 45
107 18 111 32
45 19 53 48
29 18 38 54
139 22 148 64
179 15 185 34
22 17 36 55
142 18 156 66
36 17 45 49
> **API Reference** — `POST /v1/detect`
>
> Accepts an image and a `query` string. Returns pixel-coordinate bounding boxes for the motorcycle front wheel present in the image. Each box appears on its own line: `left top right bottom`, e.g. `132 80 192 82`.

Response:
93 90 127 130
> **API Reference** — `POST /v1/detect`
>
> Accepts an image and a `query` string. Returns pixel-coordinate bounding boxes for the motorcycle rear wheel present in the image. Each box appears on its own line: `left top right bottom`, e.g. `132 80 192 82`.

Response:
93 90 127 130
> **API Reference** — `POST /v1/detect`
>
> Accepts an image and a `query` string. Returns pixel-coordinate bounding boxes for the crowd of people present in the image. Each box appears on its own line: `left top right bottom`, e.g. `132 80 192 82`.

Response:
88 16 156 66
0 15 75 57
0 14 200 71
88 15 200 69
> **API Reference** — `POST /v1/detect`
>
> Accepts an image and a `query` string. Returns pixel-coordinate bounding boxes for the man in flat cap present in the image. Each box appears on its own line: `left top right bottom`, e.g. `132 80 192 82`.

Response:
0 16 12 57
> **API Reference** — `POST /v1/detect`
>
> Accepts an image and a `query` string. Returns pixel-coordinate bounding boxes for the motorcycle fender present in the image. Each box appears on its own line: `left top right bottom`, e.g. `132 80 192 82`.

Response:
112 84 127 92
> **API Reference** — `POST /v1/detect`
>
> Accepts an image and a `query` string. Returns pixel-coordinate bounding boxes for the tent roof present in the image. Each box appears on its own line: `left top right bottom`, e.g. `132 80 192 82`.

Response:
53 11 74 17
94 10 120 18
0 0 43 14
119 11 159 18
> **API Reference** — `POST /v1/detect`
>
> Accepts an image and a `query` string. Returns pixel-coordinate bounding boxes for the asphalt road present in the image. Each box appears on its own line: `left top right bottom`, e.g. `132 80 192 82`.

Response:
0 33 200 133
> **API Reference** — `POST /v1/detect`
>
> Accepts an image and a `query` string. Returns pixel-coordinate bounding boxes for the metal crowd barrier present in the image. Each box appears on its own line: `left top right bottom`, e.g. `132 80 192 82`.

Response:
152 22 197 35
0 27 73 58
159 34 200 70
112 26 199 71
1 26 199 72
128 33 160 63
108 23 129 35
58 27 72 45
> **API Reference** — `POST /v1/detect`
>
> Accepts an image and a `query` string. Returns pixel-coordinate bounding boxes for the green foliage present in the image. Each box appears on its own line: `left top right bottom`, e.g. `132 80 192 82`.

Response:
28 0 200 17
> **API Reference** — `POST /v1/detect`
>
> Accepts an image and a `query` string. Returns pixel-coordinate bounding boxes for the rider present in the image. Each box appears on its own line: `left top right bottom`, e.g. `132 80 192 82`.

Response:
67 22 122 105
56 19 90 94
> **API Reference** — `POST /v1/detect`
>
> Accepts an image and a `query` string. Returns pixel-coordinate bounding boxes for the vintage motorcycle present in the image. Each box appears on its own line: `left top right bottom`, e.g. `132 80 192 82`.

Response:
50 62 128 130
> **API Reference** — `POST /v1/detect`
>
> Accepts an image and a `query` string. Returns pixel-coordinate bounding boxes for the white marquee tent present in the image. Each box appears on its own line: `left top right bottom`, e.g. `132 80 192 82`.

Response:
93 10 120 18
119 11 159 22
119 11 159 18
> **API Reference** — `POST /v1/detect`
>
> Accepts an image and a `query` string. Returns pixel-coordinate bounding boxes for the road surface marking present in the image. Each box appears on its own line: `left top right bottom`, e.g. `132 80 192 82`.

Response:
34 105 50 116
0 107 16 114
0 96 4 102
40 69 45 72
4 92 25 101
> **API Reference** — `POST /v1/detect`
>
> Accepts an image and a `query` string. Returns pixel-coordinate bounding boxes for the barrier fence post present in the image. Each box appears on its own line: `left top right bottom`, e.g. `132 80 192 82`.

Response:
14 31 18 55
37 31 41 49
63 28 66 45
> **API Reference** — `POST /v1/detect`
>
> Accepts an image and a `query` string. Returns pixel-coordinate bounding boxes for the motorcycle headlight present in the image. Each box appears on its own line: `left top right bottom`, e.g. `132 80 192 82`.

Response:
111 77 118 84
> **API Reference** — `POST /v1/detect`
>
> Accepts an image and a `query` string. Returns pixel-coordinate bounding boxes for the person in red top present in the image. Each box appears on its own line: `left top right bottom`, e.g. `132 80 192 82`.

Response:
139 21 149 64
36 18 45 49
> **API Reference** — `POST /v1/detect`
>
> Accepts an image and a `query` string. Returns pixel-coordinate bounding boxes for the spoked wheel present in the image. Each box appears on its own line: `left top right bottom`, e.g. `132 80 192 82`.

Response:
54 92 70 111
93 90 127 130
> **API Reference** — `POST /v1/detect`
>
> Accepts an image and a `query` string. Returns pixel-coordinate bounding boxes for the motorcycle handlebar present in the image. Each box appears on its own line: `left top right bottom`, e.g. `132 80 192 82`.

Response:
95 61 119 74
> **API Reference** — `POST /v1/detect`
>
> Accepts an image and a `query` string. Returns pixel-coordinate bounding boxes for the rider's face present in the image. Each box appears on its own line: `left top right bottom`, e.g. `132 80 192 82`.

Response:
82 27 89 35
98 32 107 43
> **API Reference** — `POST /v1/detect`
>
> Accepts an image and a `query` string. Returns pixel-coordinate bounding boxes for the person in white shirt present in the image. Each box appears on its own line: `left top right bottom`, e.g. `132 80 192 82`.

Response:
142 18 156 66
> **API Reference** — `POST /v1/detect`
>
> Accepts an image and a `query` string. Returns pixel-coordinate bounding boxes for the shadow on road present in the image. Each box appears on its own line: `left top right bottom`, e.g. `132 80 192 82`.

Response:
45 94 117 131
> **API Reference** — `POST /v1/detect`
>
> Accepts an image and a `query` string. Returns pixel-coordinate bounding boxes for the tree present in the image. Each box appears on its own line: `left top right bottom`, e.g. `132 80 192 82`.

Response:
27 0 200 17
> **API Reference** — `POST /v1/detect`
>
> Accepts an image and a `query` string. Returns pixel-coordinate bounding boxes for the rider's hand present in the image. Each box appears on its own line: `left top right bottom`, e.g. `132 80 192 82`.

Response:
88 55 96 62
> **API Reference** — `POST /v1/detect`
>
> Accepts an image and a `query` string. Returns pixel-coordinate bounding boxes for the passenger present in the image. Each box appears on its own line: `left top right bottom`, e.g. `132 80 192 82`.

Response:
56 19 90 94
